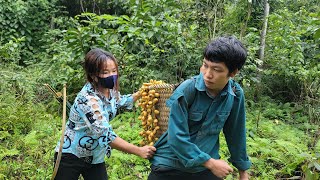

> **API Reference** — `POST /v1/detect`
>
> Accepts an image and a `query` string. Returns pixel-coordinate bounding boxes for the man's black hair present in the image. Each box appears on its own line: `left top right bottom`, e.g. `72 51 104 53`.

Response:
203 36 247 73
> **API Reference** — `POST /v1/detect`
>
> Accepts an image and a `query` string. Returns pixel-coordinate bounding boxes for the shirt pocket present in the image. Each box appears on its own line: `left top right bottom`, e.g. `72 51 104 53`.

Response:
209 111 230 135
188 111 203 133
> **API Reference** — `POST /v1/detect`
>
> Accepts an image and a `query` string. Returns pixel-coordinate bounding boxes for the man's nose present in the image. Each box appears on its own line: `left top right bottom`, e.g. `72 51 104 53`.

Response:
204 70 213 79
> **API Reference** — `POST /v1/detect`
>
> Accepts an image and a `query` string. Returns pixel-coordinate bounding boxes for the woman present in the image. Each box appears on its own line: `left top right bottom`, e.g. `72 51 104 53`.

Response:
53 48 156 180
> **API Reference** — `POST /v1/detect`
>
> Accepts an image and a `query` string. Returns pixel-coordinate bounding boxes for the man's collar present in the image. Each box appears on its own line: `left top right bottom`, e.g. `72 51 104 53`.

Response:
195 72 206 91
221 80 236 97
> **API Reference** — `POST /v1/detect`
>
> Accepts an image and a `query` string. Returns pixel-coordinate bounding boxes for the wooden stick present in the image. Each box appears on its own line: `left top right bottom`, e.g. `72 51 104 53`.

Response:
44 84 62 98
44 83 72 114
51 84 67 180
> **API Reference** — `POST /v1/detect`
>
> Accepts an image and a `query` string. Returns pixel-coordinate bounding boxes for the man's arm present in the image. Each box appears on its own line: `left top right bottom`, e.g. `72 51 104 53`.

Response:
223 84 251 176
203 159 249 179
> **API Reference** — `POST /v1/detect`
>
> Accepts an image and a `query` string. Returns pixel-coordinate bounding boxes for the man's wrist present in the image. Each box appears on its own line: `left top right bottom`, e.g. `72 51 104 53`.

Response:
239 170 249 179
203 158 215 169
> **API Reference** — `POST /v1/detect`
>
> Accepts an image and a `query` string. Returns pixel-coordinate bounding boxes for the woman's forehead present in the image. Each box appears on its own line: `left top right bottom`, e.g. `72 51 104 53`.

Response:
101 59 116 70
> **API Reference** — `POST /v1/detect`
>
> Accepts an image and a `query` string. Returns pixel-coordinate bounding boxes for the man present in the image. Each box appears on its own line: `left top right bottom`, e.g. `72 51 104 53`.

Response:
148 36 251 180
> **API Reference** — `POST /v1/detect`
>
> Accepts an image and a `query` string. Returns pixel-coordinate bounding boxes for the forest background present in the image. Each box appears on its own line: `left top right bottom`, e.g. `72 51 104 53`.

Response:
0 0 319 179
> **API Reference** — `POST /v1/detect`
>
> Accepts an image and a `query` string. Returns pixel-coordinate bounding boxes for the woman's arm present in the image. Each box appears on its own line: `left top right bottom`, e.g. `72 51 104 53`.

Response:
116 91 140 110
110 136 156 159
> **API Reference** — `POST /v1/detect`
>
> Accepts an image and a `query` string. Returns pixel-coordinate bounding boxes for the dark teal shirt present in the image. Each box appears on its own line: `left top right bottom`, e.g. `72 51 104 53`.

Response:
150 73 251 172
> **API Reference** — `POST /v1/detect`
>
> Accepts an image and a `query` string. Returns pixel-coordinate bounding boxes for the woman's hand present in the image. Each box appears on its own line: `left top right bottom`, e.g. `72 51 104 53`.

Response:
133 91 141 102
110 137 156 159
137 145 157 159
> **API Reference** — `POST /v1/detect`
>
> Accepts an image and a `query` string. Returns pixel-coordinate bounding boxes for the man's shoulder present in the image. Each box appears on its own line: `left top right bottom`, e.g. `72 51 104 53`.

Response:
229 79 244 97
172 75 194 90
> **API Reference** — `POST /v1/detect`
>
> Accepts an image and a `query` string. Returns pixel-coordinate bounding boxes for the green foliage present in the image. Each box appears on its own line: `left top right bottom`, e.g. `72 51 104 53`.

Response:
52 0 202 94
0 94 33 135
264 7 320 101
222 0 264 36
238 28 262 85
0 91 60 179
0 0 320 179
300 152 320 180
0 61 49 104
0 0 63 65
246 104 310 179
58 0 131 17
106 112 151 180
36 1 201 95
0 37 24 64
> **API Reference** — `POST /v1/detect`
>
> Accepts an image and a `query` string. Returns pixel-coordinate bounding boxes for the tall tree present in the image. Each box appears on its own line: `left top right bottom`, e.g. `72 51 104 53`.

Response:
193 0 226 39
253 0 269 101
240 0 252 39
258 0 269 63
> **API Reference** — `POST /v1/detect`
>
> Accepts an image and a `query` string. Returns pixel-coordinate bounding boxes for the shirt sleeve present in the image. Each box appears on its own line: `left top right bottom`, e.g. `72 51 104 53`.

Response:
117 93 134 110
166 91 211 168
76 94 117 147
223 86 251 170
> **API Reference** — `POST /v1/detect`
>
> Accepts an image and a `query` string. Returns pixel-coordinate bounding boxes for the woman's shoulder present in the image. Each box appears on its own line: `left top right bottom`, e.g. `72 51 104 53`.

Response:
76 83 100 102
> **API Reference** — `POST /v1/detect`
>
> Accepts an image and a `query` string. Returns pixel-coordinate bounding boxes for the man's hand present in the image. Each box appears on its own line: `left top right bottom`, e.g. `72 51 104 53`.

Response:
203 158 233 178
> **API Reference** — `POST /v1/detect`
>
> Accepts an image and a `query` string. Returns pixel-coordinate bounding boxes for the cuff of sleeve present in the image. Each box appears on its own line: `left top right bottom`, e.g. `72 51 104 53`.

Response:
99 131 117 148
228 158 252 170
106 126 118 145
125 95 134 109
184 152 211 168
109 130 118 142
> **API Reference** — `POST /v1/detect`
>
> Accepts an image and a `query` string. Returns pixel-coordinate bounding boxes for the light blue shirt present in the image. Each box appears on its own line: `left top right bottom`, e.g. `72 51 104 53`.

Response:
55 82 133 164
150 73 251 172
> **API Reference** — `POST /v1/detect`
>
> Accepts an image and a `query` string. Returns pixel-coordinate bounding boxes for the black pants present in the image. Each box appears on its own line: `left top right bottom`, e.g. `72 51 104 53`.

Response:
53 153 108 180
148 165 222 180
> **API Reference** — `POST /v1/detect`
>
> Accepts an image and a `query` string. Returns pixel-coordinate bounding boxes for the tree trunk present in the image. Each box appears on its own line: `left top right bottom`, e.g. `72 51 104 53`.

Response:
207 0 224 40
254 0 270 102
212 3 217 39
259 0 269 63
240 1 252 40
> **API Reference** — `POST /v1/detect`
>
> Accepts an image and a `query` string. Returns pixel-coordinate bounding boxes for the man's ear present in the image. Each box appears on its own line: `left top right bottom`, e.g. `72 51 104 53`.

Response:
229 69 239 78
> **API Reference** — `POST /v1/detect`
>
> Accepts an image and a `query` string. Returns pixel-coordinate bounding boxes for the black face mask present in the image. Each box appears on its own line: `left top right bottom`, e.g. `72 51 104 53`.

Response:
98 75 118 89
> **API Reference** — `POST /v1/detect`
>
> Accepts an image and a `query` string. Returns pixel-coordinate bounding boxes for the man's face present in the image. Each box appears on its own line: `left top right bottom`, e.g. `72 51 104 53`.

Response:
200 59 237 95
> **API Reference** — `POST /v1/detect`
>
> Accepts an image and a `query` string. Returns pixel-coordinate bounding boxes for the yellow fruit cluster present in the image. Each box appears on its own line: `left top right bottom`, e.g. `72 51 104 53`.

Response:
137 79 164 146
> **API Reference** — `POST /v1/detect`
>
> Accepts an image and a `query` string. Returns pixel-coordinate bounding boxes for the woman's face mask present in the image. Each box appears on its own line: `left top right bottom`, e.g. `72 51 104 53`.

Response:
98 75 118 89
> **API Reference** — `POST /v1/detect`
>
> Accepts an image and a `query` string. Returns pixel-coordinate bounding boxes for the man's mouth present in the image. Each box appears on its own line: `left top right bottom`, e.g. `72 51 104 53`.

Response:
204 80 214 85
